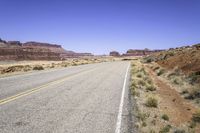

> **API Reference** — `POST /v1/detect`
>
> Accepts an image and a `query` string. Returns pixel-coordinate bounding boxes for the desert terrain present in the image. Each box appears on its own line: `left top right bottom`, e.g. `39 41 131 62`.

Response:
130 44 200 133
0 38 118 77
0 38 200 133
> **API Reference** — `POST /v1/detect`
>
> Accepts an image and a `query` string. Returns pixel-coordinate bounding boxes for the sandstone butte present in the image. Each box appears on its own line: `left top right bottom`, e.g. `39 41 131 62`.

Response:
109 49 164 57
0 38 93 61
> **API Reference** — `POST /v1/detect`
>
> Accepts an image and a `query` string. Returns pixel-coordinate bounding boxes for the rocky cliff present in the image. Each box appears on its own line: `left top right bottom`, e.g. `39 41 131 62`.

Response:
0 38 93 61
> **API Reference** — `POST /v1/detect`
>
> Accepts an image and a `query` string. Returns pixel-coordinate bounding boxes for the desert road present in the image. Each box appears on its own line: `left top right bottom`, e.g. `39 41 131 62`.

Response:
0 61 136 133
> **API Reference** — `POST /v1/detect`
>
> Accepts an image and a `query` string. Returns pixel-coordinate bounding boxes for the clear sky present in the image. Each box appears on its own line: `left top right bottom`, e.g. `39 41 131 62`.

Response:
0 0 200 54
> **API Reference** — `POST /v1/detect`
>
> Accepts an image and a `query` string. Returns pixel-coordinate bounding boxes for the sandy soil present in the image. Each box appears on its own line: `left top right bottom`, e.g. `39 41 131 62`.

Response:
145 65 197 125
131 60 200 132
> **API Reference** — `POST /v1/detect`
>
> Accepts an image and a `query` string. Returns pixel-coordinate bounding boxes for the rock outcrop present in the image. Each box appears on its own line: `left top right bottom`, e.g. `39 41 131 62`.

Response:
144 44 200 74
0 38 93 61
109 51 120 56
0 46 60 60
122 49 163 56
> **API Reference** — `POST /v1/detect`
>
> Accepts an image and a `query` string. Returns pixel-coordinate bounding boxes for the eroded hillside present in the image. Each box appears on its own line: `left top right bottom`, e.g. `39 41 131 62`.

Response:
131 45 200 132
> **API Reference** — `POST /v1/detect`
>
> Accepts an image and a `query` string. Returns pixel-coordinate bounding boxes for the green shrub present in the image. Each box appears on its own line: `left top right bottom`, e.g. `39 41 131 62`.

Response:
50 65 55 68
153 66 160 71
161 114 169 121
143 56 155 63
142 121 147 127
137 73 143 78
1 65 25 73
33 65 44 70
173 67 181 76
131 69 136 74
146 85 156 91
131 89 140 97
138 80 146 87
185 87 200 100
147 79 152 84
131 63 136 67
192 110 200 123
130 81 137 89
187 71 200 85
173 78 182 85
174 129 185 133
140 68 147 75
159 125 171 133
23 65 32 72
157 69 165 76
72 62 78 66
167 73 176 78
130 81 140 96
137 112 150 121
146 58 153 63
151 119 156 125
146 97 158 108
181 90 189 94
189 121 196 128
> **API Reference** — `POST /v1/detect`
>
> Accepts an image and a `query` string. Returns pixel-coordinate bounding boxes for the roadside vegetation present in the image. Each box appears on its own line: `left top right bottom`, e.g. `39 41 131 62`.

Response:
33 65 44 70
150 64 200 105
0 57 116 76
141 45 200 132
130 60 162 132
130 57 200 132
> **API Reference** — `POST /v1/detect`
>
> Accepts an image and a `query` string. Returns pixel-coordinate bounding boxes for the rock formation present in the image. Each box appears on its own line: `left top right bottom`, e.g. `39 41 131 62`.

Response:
109 51 120 56
122 49 163 56
0 38 93 61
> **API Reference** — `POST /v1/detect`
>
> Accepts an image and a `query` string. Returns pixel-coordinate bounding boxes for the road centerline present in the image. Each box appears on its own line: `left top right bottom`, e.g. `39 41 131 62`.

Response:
0 68 97 106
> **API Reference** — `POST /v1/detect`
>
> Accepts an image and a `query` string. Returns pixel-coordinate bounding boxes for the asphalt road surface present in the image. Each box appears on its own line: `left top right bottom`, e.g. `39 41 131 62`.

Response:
0 61 136 133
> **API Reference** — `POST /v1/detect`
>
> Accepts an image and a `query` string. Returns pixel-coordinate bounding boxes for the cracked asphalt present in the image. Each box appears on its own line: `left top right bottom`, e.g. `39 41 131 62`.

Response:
0 61 136 133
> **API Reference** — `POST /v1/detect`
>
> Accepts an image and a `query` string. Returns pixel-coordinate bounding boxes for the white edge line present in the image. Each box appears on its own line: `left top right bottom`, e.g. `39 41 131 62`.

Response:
115 63 130 133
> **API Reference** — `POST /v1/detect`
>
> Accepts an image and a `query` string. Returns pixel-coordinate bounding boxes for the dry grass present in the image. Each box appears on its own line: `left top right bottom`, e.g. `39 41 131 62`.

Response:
184 87 200 100
157 69 165 76
130 60 199 132
130 60 163 132
192 110 200 123
145 97 158 108
159 125 171 133
0 57 116 76
146 85 156 91
174 129 186 133
150 61 200 110
33 65 44 70
161 114 169 121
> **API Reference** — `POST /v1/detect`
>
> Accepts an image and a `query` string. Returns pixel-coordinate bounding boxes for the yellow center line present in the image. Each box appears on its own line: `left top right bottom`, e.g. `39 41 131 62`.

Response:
0 68 95 106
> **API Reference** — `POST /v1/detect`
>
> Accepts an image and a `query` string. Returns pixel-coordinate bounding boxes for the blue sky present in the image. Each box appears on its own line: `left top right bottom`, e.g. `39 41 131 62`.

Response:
0 0 200 54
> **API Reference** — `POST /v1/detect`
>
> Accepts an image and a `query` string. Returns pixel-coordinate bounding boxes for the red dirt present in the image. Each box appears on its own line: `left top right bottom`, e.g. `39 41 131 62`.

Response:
145 65 199 129
156 48 200 74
